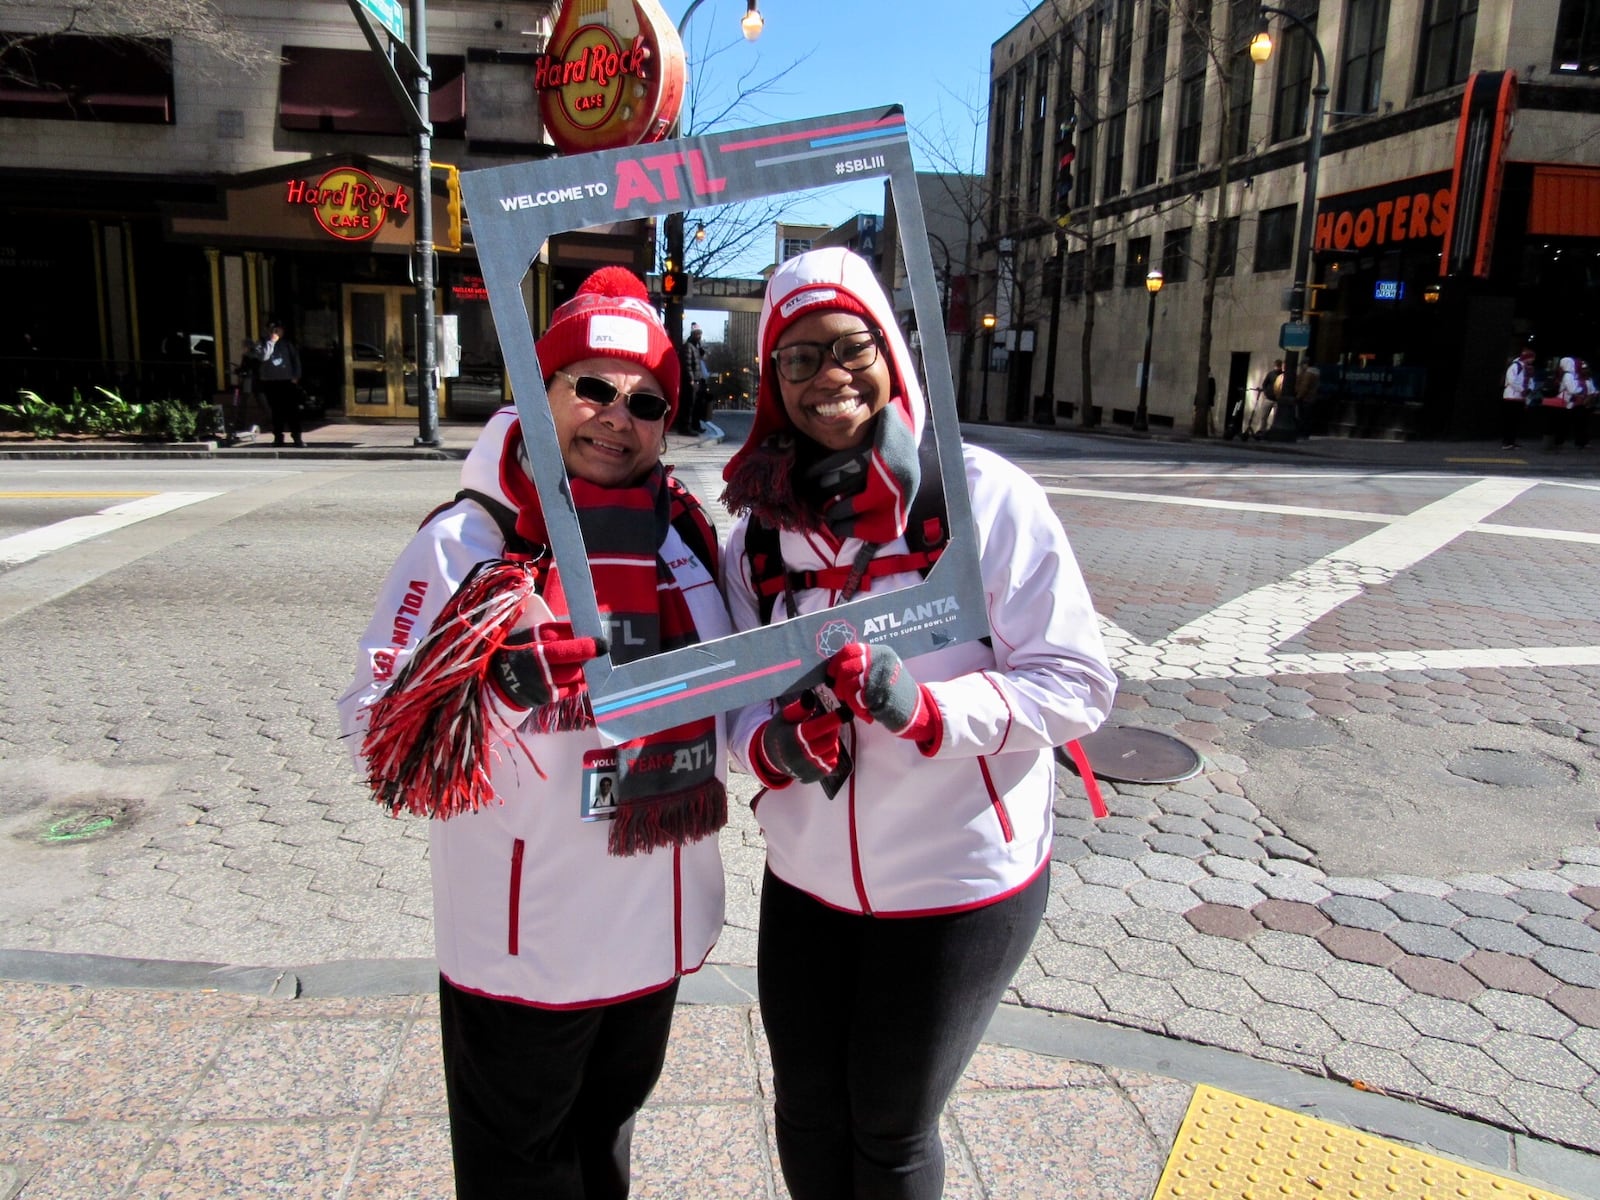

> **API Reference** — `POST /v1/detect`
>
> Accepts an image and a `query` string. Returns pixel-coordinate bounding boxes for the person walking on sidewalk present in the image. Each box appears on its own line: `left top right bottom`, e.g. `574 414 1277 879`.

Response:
340 267 733 1200
253 322 304 447
1501 347 1536 449
720 247 1117 1200
1544 355 1583 452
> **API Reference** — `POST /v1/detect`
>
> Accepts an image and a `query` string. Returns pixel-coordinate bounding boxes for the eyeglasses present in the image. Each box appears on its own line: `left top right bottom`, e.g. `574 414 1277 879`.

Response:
770 329 883 384
553 370 670 422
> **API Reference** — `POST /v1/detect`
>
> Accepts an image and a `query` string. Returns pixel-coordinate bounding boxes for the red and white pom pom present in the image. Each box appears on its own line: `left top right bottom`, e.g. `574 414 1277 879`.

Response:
362 559 545 819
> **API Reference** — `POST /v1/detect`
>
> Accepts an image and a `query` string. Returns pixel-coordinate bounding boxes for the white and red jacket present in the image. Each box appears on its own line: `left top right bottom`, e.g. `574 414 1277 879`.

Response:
726 444 1117 915
339 410 732 1007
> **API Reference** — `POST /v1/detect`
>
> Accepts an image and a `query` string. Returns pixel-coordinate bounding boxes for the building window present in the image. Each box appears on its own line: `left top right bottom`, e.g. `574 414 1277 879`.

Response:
1212 217 1240 277
1174 0 1208 177
1135 92 1163 188
1554 0 1600 73
1074 121 1097 208
1416 0 1478 94
1103 109 1127 198
1162 227 1192 282
1125 236 1153 286
1066 250 1087 296
1091 243 1117 291
1338 0 1390 115
0 34 175 123
1226 1 1257 158
1254 204 1297 272
780 238 814 261
280 46 466 136
1270 5 1320 143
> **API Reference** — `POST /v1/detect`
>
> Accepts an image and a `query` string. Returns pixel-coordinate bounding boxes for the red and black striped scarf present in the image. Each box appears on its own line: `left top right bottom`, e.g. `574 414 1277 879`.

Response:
504 458 726 857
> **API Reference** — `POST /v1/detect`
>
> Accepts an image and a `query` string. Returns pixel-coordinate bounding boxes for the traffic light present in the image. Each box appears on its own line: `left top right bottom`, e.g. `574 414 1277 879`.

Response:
1053 115 1076 221
661 266 689 300
435 163 462 252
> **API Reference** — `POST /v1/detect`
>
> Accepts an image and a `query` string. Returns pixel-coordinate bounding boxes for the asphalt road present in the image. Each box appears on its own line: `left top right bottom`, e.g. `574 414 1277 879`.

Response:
2 443 1599 1153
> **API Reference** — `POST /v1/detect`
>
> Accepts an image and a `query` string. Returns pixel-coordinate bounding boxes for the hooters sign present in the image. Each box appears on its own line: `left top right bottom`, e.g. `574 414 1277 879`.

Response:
536 0 685 154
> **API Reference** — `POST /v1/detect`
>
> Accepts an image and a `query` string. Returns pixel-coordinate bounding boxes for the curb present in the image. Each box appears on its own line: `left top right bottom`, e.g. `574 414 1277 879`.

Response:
1 946 1592 1199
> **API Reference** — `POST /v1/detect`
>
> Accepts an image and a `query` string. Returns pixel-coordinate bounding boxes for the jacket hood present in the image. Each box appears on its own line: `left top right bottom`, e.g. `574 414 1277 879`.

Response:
724 247 926 482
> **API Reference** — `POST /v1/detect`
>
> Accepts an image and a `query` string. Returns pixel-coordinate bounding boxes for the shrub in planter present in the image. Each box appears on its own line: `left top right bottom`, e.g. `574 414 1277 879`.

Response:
1 390 65 438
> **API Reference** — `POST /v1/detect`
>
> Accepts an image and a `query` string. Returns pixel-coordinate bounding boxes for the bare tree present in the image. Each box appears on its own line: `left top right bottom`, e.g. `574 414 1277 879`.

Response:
1 1 276 77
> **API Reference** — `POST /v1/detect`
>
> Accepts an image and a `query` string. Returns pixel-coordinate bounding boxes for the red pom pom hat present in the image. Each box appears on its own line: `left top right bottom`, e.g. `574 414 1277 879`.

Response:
534 265 682 424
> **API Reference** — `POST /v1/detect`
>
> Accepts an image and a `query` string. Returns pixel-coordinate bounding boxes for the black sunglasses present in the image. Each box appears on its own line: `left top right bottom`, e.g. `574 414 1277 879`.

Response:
770 329 883 384
553 370 671 422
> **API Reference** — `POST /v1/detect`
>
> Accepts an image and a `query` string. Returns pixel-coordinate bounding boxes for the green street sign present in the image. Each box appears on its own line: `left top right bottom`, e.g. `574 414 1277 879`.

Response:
356 0 404 40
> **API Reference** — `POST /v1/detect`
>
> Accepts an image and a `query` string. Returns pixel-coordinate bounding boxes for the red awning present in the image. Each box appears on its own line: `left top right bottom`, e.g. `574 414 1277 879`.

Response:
0 33 173 123
1529 166 1600 237
278 46 465 138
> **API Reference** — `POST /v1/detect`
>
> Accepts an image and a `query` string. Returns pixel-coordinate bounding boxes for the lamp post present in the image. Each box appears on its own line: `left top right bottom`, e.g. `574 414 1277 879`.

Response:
664 0 762 428
1252 5 1327 442
1134 268 1164 432
978 313 997 422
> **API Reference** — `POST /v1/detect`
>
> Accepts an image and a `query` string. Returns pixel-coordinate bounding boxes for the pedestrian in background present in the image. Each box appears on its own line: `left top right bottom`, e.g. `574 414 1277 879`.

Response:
1577 358 1595 450
253 321 303 448
1247 359 1284 439
340 267 732 1200
1546 355 1582 452
1501 347 1536 449
720 246 1117 1200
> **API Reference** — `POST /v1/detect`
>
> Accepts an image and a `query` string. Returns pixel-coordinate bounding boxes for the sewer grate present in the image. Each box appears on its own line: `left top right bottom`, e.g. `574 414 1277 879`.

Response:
1059 725 1203 785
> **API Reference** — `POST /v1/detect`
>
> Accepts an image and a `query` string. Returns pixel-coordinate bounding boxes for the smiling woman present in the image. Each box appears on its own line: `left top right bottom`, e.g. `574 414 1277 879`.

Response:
341 264 734 1199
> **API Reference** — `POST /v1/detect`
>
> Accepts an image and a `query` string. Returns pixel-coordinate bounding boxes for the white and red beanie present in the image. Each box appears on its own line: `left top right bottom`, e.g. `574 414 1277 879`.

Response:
535 265 681 423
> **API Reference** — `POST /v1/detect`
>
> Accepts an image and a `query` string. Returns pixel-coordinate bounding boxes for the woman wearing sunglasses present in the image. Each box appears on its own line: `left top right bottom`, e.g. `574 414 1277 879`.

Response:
721 247 1116 1200
341 266 731 1199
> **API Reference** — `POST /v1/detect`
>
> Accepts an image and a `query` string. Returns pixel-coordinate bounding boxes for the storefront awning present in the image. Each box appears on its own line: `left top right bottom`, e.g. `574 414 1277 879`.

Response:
278 46 465 138
1529 166 1600 237
0 33 173 123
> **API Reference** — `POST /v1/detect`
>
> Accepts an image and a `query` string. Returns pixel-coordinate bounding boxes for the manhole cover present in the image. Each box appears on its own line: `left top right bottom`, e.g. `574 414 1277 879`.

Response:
1058 726 1203 785
38 808 121 844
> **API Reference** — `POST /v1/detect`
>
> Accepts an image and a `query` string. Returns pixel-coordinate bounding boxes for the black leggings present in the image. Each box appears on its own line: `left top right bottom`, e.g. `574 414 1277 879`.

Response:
439 975 679 1200
757 866 1050 1200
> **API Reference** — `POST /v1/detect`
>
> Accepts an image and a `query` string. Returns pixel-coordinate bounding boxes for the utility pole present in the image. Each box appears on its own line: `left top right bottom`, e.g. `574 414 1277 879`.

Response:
410 0 439 447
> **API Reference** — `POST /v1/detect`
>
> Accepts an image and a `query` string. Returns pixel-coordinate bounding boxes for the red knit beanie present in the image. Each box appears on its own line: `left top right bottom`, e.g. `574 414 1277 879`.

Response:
535 266 681 422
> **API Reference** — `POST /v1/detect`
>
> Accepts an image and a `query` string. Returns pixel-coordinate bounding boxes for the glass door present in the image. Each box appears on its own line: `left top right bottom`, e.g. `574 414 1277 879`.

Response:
342 285 442 417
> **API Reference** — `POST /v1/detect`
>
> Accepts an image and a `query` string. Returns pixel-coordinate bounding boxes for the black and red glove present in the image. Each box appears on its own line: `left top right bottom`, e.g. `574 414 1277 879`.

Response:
751 696 844 788
825 643 942 753
489 623 608 709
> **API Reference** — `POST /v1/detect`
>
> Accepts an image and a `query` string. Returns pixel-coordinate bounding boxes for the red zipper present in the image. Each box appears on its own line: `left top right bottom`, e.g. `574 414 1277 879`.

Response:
507 838 525 956
977 756 1014 842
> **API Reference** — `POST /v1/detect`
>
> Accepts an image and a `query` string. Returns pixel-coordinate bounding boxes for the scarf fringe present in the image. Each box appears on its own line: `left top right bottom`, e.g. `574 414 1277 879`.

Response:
722 439 821 533
523 691 594 734
362 559 544 819
607 778 728 857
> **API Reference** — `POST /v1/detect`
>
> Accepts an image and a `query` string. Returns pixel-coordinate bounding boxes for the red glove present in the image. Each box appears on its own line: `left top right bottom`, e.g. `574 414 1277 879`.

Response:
489 623 608 709
751 697 844 788
826 643 942 754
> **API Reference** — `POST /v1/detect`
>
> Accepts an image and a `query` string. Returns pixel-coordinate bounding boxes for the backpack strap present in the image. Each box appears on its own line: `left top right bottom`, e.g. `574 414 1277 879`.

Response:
666 474 721 585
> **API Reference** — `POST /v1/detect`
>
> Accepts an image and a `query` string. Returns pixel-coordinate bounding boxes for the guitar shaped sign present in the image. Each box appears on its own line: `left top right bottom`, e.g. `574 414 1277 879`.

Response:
536 0 686 154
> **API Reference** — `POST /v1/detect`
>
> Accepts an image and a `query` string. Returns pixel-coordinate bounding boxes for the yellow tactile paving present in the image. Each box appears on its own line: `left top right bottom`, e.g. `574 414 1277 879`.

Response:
1154 1085 1572 1200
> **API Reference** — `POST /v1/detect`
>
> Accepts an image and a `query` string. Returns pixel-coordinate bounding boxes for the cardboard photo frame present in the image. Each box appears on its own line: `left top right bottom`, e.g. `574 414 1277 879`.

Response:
458 106 989 742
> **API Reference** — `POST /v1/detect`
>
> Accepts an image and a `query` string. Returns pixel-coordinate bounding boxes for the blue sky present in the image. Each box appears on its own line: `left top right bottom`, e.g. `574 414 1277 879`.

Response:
672 0 1028 235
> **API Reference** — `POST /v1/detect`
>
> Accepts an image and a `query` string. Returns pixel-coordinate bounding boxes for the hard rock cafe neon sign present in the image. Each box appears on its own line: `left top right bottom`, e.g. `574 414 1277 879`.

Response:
536 0 685 155
284 167 410 242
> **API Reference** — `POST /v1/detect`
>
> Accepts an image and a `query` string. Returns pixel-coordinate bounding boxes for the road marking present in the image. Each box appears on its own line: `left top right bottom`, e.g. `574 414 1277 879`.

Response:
0 490 157 499
1083 477 1600 680
0 492 219 568
1046 486 1393 525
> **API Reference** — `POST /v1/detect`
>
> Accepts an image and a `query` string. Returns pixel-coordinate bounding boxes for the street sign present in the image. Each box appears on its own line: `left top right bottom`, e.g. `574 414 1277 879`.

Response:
355 0 404 40
1280 320 1312 352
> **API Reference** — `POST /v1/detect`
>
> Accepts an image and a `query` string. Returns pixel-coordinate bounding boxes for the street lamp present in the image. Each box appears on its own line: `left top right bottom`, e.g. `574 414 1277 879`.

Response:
978 313 997 422
1134 268 1164 432
1252 4 1327 442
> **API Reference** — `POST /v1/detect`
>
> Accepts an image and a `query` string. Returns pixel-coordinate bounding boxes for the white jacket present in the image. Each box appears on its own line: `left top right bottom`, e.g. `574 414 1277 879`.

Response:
726 444 1117 915
339 411 732 1007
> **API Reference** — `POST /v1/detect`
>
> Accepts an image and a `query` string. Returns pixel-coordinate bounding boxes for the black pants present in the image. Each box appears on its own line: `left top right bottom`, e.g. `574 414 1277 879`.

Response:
757 866 1049 1200
439 976 679 1200
1500 400 1524 447
260 379 302 444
